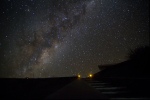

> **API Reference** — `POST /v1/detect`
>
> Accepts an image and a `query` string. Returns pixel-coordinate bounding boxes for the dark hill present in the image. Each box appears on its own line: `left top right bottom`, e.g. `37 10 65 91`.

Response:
0 77 77 99
94 46 150 78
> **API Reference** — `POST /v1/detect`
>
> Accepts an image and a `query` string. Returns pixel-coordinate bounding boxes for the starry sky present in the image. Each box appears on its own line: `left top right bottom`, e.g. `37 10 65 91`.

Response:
0 0 149 78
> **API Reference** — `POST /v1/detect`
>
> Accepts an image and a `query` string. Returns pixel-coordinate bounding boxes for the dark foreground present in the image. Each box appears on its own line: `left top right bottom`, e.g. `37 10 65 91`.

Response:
0 77 76 100
0 77 150 99
85 77 150 99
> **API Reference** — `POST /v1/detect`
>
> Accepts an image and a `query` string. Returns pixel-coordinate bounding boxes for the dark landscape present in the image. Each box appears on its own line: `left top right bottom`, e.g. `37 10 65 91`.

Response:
0 0 149 99
0 77 76 99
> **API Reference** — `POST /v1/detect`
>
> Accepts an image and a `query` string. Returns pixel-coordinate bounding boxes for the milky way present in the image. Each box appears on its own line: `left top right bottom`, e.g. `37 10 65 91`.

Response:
0 0 149 78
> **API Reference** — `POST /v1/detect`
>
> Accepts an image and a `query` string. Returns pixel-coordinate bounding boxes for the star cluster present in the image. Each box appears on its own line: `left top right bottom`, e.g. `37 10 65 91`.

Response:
0 0 149 78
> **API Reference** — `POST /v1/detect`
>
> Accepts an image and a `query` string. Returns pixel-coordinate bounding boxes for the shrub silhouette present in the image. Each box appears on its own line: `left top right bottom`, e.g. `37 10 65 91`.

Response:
95 46 150 78
128 46 149 65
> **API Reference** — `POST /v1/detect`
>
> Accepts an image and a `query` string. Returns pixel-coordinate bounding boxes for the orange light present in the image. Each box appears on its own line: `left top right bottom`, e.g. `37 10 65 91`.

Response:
78 74 81 78
89 74 93 78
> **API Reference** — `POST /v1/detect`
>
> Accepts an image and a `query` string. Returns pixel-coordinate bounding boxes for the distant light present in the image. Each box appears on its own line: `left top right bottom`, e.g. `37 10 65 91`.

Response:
89 74 93 78
78 74 81 78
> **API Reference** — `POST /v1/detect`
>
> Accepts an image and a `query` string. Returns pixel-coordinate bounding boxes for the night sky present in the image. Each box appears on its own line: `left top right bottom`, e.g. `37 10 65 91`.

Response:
0 0 149 78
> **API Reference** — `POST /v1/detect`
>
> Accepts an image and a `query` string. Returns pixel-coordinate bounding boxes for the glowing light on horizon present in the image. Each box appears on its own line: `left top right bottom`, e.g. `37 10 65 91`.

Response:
89 74 93 78
78 74 81 78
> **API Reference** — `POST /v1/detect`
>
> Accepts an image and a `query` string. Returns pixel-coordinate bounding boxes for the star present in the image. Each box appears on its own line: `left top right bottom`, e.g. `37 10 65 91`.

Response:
0 0 149 78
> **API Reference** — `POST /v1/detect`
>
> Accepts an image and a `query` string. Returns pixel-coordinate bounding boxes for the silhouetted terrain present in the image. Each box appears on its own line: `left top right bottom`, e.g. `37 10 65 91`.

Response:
93 46 150 98
95 46 150 78
0 77 76 99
